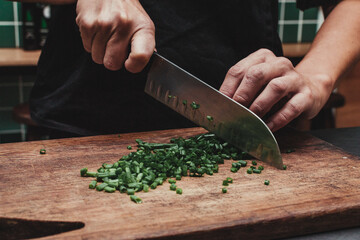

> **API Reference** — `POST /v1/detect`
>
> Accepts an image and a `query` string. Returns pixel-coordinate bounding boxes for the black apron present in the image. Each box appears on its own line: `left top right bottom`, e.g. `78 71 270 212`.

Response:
30 0 282 136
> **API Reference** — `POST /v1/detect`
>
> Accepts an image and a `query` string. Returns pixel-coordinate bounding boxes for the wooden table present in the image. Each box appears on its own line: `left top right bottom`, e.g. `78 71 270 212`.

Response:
282 43 311 58
0 127 359 240
0 48 40 67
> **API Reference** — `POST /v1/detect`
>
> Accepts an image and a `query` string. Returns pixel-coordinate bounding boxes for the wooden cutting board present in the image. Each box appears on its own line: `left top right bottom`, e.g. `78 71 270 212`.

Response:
0 127 359 239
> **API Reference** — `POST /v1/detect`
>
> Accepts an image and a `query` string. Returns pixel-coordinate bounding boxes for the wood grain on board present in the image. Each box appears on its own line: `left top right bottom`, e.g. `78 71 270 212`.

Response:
0 127 359 239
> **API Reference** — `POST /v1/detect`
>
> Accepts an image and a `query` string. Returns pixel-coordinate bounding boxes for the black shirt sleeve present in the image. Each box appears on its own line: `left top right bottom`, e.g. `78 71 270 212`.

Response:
296 0 341 10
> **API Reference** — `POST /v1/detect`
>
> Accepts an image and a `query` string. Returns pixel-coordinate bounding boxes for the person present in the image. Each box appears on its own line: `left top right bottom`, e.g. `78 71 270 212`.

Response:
12 0 360 137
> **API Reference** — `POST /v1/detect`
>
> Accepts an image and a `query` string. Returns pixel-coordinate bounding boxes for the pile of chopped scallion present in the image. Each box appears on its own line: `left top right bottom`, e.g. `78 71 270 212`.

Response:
80 133 270 203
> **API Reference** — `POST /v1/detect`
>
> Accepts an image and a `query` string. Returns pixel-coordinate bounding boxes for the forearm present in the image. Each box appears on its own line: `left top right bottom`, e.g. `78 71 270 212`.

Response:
7 0 76 4
296 0 360 91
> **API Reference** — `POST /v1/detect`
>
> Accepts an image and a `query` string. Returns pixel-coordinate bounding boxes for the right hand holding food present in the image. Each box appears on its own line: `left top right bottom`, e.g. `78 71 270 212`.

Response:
76 0 155 72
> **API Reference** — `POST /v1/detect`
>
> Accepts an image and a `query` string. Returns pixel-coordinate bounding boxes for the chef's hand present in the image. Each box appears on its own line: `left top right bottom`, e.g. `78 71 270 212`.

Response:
75 0 155 72
220 49 332 132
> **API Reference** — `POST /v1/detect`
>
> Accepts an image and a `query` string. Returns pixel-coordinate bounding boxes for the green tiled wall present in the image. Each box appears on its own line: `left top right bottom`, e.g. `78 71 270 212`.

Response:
0 0 323 143
0 0 323 49
0 0 22 48
0 73 35 143
278 0 323 43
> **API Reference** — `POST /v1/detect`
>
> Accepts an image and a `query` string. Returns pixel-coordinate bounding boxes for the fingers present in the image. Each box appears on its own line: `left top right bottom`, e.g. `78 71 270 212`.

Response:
248 76 289 117
75 0 155 72
78 22 95 53
249 71 300 117
220 48 315 132
232 59 288 107
220 49 275 98
91 26 112 64
76 0 98 53
125 27 155 73
232 57 293 107
103 33 130 71
266 93 306 132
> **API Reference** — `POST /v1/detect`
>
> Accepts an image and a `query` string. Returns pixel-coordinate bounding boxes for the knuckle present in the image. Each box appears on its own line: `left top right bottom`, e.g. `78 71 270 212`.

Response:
114 12 131 29
252 102 265 116
303 89 313 101
227 65 244 79
219 86 233 97
278 57 292 66
245 66 264 83
278 111 290 123
75 15 81 26
277 57 293 70
257 48 274 59
233 93 250 105
138 15 155 30
287 101 303 116
148 20 155 31
79 16 95 31
96 16 112 29
269 79 287 95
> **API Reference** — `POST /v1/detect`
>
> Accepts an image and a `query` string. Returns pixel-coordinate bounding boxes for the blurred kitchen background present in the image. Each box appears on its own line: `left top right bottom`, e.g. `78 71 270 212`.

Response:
0 0 359 143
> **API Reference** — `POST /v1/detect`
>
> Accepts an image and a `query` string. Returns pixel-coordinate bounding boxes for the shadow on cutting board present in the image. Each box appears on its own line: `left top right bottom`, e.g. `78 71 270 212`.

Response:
0 217 84 239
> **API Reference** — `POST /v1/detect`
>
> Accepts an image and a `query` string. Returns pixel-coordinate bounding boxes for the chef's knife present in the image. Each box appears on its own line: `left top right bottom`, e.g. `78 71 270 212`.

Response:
145 53 283 169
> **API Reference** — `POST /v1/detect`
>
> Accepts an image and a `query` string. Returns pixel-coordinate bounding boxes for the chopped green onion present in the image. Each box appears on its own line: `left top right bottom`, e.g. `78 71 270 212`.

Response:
190 101 200 109
108 182 118 188
81 132 252 203
226 177 233 183
176 188 182 194
168 179 176 184
40 149 46 154
85 172 97 177
119 186 127 193
96 183 108 191
230 167 238 173
238 160 247 167
247 168 253 174
264 180 270 185
143 184 149 192
155 177 163 185
127 145 132 150
232 162 241 169
89 180 97 189
80 168 88 177
253 169 261 174
252 160 257 166
182 100 187 105
130 195 142 204
206 116 213 121
258 166 264 171
222 188 227 193
170 183 177 191
283 165 287 170
222 180 229 186
127 189 135 195
104 186 116 193
150 182 158 189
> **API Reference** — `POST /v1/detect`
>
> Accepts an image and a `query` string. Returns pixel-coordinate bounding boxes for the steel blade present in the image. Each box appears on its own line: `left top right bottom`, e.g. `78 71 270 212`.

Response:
145 53 283 169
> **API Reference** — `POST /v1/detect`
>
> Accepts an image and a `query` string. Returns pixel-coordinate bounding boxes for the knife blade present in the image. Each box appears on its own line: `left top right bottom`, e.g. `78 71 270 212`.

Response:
145 53 283 169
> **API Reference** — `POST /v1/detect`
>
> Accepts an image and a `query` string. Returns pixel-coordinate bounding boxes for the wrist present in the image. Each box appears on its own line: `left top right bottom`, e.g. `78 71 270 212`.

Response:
296 67 335 111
